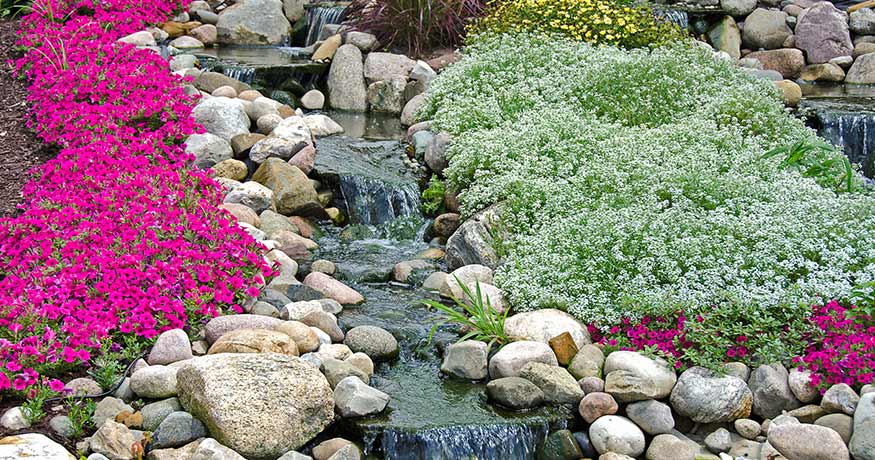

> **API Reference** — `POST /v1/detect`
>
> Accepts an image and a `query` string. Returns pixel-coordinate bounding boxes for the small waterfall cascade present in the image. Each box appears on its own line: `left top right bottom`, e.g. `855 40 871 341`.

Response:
801 98 875 178
221 65 255 84
305 5 347 46
337 177 421 226
363 422 562 460
654 8 689 30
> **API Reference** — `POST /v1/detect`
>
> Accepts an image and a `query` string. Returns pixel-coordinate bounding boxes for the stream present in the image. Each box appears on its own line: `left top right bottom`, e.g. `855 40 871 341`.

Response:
307 115 571 460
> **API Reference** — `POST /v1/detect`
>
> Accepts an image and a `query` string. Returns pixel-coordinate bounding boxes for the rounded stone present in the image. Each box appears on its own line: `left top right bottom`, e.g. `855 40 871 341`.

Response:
148 329 193 365
626 399 674 435
274 321 321 354
670 366 752 423
208 328 299 356
589 415 646 457
578 392 618 423
344 326 399 361
488 341 558 379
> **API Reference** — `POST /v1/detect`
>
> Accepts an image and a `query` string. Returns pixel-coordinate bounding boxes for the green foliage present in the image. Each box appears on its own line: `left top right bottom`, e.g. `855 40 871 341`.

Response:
66 397 96 439
421 176 447 215
21 385 57 423
423 277 509 348
763 138 858 193
421 34 875 328
87 342 124 390
472 0 684 47
0 0 31 17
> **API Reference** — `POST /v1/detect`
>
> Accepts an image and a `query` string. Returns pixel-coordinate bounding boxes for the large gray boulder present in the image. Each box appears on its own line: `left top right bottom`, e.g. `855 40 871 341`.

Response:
768 423 850 460
851 417 875 460
192 98 251 141
670 367 752 423
363 52 416 84
742 9 792 50
343 325 398 361
720 0 756 16
328 45 367 112
708 16 741 60
252 159 322 217
850 8 875 35
846 53 875 84
486 377 545 410
177 354 334 458
603 351 677 403
148 329 193 365
748 363 801 419
216 0 291 45
488 340 557 379
795 2 852 64
589 416 646 458
333 376 390 418
446 207 501 270
185 133 233 168
440 340 489 380
519 362 584 405
0 433 74 459
204 314 283 343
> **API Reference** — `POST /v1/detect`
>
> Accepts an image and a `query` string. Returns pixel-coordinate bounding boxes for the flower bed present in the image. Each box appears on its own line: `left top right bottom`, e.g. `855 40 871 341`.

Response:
0 0 270 393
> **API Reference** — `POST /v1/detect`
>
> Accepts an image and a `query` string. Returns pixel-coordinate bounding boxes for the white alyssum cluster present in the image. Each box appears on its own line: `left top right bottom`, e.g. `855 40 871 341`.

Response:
420 34 875 324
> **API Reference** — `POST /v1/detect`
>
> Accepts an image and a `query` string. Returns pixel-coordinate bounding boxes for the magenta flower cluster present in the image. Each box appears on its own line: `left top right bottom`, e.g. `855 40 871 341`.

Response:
0 0 271 393
794 300 875 392
589 314 692 369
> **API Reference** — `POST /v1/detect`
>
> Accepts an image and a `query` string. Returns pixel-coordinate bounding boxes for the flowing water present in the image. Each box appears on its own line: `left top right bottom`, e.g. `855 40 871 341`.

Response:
654 8 690 30
197 47 327 89
305 5 348 47
309 120 572 459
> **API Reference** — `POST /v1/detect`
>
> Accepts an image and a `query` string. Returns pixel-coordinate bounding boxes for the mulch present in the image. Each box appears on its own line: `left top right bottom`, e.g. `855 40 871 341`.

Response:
0 19 55 218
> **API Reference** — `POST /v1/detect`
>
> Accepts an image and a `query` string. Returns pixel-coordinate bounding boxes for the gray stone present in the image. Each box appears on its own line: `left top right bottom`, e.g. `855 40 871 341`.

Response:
141 398 182 432
440 340 488 380
742 9 792 50
170 36 203 49
822 383 860 415
49 415 75 438
301 310 344 342
603 351 677 403
814 413 853 444
333 376 390 417
363 52 415 83
93 397 134 428
445 207 501 270
579 376 605 394
249 137 308 164
252 159 321 216
224 182 274 214
216 0 290 45
410 60 436 84
401 93 426 126
768 422 850 459
568 345 605 380
670 366 752 423
151 411 207 449
857 392 875 430
720 0 756 16
789 369 820 403
708 16 742 60
646 434 698 460
486 377 544 410
723 362 751 381
748 363 801 419
148 329 193 365
301 90 325 110
204 314 283 343
705 427 732 453
589 415 645 457
130 365 178 399
278 451 313 460
850 417 875 460
328 45 367 112
177 353 334 458
735 418 762 440
846 52 875 83
520 362 584 405
303 114 344 137
504 308 590 350
344 31 377 52
488 340 558 379
185 133 233 168
795 2 852 64
321 357 369 388
283 0 305 22
119 30 157 47
343 326 398 361
626 399 674 435
192 98 250 141
90 420 136 460
366 78 406 114
424 131 451 176
851 8 875 35
0 407 29 431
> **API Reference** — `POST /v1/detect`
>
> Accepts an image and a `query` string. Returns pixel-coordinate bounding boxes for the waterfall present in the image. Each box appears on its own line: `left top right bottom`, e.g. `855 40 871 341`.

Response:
337 176 421 226
221 65 255 84
361 421 562 460
305 5 347 46
802 98 875 178
655 9 689 30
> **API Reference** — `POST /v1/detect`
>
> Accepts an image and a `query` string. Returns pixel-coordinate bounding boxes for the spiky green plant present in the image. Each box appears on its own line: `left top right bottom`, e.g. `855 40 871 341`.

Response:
423 276 508 349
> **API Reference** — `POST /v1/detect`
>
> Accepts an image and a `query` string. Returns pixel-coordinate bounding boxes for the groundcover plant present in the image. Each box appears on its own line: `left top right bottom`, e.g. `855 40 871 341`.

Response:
420 33 875 334
0 0 270 393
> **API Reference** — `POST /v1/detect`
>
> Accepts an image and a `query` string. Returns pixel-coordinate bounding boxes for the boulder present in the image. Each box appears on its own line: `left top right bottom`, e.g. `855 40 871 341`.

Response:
603 351 677 403
0 407 29 431
190 24 217 45
795 2 852 64
216 0 290 45
646 434 698 460
424 131 451 176
440 340 489 380
814 413 853 444
0 433 74 459
445 208 501 270
488 340 558 379
344 326 398 361
704 427 732 453
670 366 752 423
185 133 233 168
333 376 390 417
746 49 806 78
850 417 875 460
304 272 365 304
170 36 204 49
328 45 367 112
321 357 369 388
191 71 252 94
520 362 585 405
250 137 307 164
252 159 322 216
151 411 208 449
119 30 157 47
312 34 341 62
275 321 321 353
800 63 846 82
539 430 584 460
578 392 618 423
148 329 193 365
213 159 248 181
846 53 875 83
568 344 605 380
366 78 406 114
176 354 333 458
204 314 283 343
401 93 426 126
130 365 178 399
768 422 850 460
742 9 792 50
822 383 859 415
301 90 325 110
589 416 646 458
443 264 493 298
91 420 136 460
303 114 344 137
344 31 377 52
301 310 344 342
192 98 251 141
708 16 742 60
93 397 134 428
486 377 545 410
363 52 415 83
748 363 801 419
720 0 756 16
851 8 875 34
626 399 674 435
224 181 275 214
504 309 590 349
141 398 182 431
208 328 299 355
857 392 875 429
